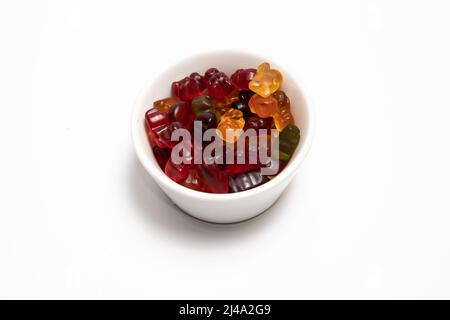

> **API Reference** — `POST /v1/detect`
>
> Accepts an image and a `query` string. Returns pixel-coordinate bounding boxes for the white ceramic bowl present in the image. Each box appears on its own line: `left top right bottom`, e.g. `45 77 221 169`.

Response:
132 51 313 223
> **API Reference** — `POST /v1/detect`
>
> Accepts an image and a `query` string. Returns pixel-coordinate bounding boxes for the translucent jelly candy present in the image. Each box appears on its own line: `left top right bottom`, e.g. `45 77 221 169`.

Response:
192 95 214 116
197 111 217 131
248 94 278 118
244 116 273 131
145 108 172 148
229 170 269 193
180 169 205 192
226 162 261 175
204 68 220 82
206 70 234 100
238 90 255 104
213 89 239 109
153 146 171 169
171 72 205 101
164 140 193 182
148 63 298 194
248 62 283 98
145 108 169 130
165 159 191 183
169 101 195 129
217 109 245 143
272 90 294 131
278 124 300 161
231 100 252 120
153 97 178 113
230 68 257 90
196 164 228 193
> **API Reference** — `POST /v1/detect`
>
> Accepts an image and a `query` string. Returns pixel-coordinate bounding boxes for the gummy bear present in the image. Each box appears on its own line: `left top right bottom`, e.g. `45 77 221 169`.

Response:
204 68 219 82
238 90 255 104
272 90 294 131
192 95 214 116
197 111 217 131
213 89 239 109
216 109 245 143
244 116 273 131
248 94 278 118
145 108 169 130
145 108 172 148
278 124 300 161
165 159 191 183
180 169 205 192
153 97 179 113
206 70 234 100
228 170 269 193
171 72 205 101
248 62 283 98
231 100 252 120
230 68 257 90
153 146 171 170
196 164 228 193
169 101 195 129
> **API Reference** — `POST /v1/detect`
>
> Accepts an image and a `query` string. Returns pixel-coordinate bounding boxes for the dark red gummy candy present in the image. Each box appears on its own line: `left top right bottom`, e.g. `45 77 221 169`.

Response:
196 164 229 193
165 158 191 183
206 71 234 100
169 101 195 129
153 146 171 169
171 73 205 101
230 68 257 90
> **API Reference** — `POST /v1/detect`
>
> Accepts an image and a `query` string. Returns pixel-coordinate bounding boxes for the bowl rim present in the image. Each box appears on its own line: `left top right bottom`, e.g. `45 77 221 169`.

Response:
131 50 315 200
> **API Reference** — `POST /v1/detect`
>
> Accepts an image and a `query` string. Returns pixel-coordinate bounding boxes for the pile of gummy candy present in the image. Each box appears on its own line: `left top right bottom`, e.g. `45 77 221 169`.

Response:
144 62 300 194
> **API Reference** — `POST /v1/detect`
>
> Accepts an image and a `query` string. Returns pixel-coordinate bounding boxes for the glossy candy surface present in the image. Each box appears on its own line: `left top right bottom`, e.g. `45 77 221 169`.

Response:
229 170 269 193
153 146 171 169
248 62 283 98
278 124 300 161
230 68 256 90
192 95 214 116
180 169 205 192
272 90 294 131
145 63 301 194
206 70 234 100
153 97 178 113
217 109 245 143
238 90 255 104
197 111 217 131
169 101 195 129
196 164 229 193
249 94 278 118
172 72 205 101
231 100 252 120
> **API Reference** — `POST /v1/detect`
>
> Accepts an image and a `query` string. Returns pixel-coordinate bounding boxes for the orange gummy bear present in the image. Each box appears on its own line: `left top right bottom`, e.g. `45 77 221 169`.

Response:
272 91 295 131
248 62 283 98
213 89 240 109
216 109 245 143
248 94 278 118
153 97 179 113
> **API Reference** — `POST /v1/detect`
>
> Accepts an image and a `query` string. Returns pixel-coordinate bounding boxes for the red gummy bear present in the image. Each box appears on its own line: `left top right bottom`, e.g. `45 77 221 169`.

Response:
171 72 205 101
230 68 257 90
153 146 171 170
145 108 183 148
168 101 195 129
165 159 191 183
205 69 234 100
196 164 229 193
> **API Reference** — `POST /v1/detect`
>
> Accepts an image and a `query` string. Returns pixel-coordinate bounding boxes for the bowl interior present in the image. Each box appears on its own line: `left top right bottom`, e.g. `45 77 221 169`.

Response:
132 51 312 198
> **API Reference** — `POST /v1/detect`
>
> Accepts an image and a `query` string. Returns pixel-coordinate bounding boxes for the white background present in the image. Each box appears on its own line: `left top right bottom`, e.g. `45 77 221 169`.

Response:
1 0 449 299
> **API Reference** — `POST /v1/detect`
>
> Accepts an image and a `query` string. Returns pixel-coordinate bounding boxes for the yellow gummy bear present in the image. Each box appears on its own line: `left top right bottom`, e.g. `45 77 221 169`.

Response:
248 62 283 98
